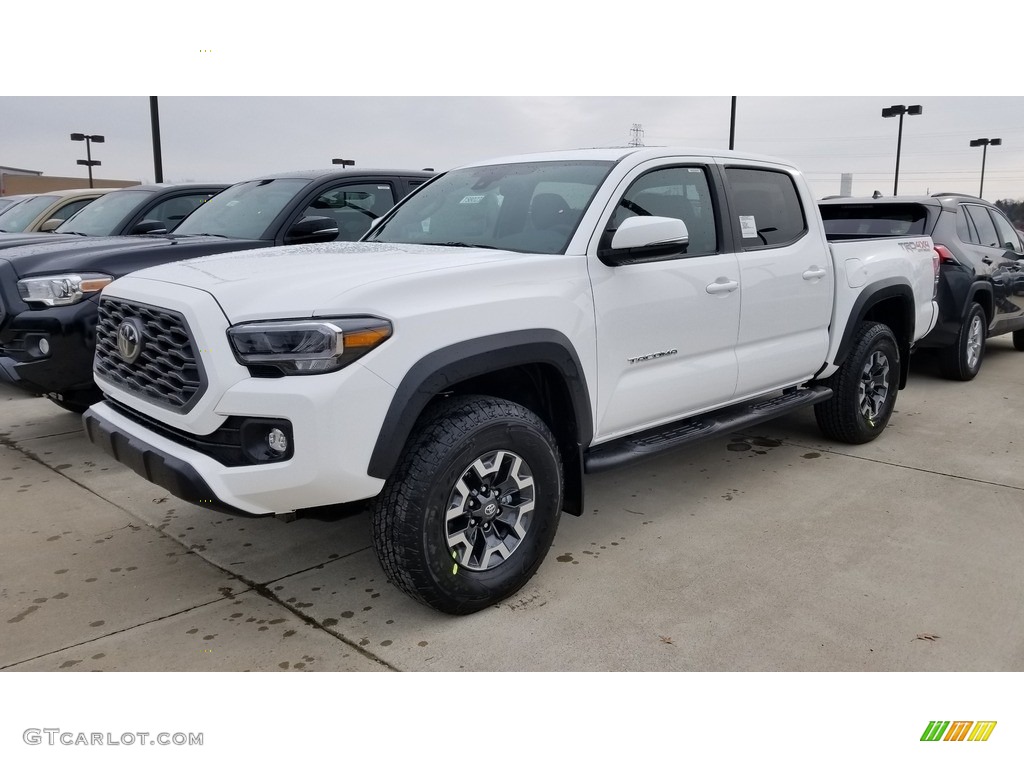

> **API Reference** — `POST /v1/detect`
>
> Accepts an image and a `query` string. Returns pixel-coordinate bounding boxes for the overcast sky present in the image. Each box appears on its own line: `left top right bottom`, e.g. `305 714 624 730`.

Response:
3 95 1023 201
4 3 1023 201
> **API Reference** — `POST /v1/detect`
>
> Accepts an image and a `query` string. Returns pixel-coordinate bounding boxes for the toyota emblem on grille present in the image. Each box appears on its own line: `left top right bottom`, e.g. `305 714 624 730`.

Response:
116 318 145 364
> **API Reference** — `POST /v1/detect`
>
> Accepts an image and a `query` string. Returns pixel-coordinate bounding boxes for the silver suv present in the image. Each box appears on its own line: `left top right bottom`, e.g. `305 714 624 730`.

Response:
820 194 1024 380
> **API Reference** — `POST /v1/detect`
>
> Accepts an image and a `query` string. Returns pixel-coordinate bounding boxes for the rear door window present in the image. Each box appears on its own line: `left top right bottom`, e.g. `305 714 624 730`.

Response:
964 205 999 247
989 208 1024 253
725 167 806 249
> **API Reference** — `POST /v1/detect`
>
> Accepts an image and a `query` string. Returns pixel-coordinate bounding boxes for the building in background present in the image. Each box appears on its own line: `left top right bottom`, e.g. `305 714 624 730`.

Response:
1 165 138 195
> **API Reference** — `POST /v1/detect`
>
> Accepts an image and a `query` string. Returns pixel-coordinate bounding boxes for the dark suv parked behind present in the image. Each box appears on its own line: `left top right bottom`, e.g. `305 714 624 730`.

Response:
0 168 434 411
820 194 1024 380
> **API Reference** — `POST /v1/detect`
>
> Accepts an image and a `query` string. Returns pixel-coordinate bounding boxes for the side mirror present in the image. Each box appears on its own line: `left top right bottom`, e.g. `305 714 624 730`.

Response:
131 219 168 235
285 215 339 245
39 218 63 232
599 216 689 265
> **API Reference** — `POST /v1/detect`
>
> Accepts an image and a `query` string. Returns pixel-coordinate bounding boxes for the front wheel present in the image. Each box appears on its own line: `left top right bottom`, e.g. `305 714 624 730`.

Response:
1013 329 1024 352
815 322 900 444
938 302 986 381
370 395 563 615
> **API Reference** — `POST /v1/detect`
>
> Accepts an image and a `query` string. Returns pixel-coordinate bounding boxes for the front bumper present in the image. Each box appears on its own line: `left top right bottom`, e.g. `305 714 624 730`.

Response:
0 269 100 396
84 356 393 515
83 405 248 516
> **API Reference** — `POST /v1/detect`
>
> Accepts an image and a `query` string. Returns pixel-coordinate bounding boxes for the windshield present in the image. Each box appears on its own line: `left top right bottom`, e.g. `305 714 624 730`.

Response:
54 189 151 236
171 178 309 239
0 197 23 214
0 195 59 232
366 160 614 254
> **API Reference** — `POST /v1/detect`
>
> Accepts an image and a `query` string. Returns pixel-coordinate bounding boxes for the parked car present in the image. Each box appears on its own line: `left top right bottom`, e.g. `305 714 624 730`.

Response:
0 168 433 411
0 184 226 250
0 188 119 235
0 183 227 251
820 194 1024 380
83 147 938 614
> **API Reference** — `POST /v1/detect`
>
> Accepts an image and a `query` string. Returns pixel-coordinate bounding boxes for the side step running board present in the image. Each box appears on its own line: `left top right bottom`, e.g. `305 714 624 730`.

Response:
584 386 833 473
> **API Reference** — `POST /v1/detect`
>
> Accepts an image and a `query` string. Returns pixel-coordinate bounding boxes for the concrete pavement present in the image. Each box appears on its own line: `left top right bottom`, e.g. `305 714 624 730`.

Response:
2 338 1022 671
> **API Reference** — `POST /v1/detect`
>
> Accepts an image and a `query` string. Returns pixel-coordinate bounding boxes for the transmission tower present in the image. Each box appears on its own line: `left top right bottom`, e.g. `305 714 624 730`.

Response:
628 123 645 147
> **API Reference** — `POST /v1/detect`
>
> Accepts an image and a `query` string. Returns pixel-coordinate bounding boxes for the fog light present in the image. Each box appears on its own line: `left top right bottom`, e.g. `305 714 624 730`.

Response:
267 428 288 455
239 418 293 464
38 338 50 355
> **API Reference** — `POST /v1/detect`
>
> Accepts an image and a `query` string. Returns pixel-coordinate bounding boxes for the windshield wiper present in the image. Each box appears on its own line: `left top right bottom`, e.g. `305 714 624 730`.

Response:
421 241 500 249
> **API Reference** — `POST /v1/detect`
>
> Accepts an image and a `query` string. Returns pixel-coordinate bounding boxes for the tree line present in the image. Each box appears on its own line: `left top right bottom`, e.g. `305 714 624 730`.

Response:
994 199 1024 229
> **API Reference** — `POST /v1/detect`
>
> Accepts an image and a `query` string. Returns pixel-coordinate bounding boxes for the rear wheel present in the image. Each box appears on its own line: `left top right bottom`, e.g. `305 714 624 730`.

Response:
370 395 563 615
1013 329 1024 352
815 322 900 444
938 302 986 381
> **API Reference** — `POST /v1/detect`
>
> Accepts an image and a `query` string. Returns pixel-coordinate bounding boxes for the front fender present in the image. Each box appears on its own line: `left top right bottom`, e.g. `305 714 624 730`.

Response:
367 330 593 481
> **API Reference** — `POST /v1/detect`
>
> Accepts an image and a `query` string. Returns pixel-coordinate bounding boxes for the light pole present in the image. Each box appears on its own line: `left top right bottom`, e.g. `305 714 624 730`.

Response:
881 104 922 195
729 96 737 150
332 158 354 168
969 138 1001 199
70 133 105 188
150 97 164 183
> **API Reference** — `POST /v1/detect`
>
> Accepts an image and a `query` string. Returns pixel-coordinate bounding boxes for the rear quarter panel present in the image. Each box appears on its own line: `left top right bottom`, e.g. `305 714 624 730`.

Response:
822 236 938 377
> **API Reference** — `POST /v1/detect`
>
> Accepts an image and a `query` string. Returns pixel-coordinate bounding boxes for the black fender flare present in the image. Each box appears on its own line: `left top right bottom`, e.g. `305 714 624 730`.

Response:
367 330 593 481
833 279 916 388
964 281 995 326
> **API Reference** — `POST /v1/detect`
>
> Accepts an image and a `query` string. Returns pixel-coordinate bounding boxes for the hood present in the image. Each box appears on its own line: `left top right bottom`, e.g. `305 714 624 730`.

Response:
0 234 268 279
0 232 82 251
123 241 527 321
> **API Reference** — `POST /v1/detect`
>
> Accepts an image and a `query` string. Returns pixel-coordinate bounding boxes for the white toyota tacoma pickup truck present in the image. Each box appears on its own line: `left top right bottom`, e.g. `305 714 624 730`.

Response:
83 147 939 614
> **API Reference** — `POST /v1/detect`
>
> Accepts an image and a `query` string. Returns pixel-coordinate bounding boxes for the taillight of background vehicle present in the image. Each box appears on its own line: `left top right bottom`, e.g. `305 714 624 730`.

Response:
934 244 959 265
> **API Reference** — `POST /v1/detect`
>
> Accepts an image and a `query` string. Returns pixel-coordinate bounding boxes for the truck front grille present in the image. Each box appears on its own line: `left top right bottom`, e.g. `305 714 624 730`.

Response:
94 298 206 412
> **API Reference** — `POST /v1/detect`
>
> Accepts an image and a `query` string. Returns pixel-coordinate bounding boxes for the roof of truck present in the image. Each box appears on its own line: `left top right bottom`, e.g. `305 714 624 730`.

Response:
456 146 799 170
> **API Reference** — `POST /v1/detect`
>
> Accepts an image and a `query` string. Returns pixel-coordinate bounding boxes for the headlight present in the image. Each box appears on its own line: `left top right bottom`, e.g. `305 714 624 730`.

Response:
227 316 392 375
17 273 113 307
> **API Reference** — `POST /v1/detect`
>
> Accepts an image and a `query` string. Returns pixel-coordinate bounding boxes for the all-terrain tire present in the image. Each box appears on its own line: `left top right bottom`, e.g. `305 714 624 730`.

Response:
370 395 563 615
814 321 900 444
938 302 986 381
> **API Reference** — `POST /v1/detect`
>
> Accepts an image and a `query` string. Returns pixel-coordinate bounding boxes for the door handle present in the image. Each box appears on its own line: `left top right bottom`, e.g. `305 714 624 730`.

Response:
802 267 828 280
705 279 739 295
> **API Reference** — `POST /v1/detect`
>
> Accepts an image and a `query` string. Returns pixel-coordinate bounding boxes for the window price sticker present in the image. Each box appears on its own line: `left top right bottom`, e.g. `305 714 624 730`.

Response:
739 215 757 238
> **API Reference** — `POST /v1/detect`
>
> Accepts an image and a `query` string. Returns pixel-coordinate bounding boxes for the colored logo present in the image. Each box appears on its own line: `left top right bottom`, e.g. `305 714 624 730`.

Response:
921 721 997 742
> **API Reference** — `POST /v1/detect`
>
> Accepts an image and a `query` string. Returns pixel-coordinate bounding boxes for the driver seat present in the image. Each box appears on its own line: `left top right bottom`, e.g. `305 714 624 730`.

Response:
530 193 573 231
